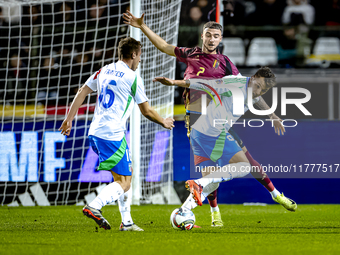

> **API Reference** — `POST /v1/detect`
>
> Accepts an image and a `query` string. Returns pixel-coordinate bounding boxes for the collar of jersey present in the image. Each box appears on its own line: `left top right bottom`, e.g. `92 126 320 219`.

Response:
118 60 132 70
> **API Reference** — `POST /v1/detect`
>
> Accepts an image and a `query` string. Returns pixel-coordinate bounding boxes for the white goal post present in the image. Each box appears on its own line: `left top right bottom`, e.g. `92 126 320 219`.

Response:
0 0 181 206
130 0 142 205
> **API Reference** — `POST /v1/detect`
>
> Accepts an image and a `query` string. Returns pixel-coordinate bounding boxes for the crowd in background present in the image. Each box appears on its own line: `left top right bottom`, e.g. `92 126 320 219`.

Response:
174 0 340 103
0 0 340 106
0 0 129 106
179 0 340 57
180 0 340 42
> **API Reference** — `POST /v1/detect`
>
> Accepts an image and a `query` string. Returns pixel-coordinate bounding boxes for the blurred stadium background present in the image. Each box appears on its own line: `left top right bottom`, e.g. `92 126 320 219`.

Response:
1 0 340 206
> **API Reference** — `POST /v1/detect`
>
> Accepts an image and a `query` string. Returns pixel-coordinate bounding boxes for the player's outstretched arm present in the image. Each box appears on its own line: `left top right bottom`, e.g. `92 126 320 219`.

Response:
153 77 189 87
123 10 176 57
59 85 93 136
155 77 228 96
138 101 175 130
255 97 286 136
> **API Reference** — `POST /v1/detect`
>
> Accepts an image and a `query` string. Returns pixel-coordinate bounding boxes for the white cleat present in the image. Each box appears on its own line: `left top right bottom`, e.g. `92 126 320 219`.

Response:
119 223 144 231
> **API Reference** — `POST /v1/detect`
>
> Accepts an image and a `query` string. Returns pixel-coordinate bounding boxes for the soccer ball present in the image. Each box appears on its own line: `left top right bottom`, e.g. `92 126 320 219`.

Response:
170 208 195 230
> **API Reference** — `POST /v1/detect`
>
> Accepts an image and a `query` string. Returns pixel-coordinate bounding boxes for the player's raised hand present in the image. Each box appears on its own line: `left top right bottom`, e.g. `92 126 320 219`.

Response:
270 114 285 136
162 117 175 130
123 10 145 28
153 77 175 86
58 119 72 136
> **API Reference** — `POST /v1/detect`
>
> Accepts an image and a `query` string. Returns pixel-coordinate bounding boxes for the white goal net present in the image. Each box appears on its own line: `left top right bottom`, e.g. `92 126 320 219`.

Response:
0 0 181 206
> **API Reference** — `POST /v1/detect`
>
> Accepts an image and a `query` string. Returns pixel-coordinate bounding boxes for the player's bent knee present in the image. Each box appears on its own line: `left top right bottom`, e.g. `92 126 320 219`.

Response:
238 162 251 177
115 181 130 193
116 179 130 193
121 186 130 193
226 162 251 179
123 183 131 193
122 176 132 192
229 151 249 164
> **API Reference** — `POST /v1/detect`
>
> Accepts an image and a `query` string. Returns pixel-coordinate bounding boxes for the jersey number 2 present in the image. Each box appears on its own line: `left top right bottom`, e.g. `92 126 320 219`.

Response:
197 67 205 76
99 79 116 108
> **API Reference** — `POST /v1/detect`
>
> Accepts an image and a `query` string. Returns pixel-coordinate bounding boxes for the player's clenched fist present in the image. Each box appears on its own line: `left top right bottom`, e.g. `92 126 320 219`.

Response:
162 118 175 130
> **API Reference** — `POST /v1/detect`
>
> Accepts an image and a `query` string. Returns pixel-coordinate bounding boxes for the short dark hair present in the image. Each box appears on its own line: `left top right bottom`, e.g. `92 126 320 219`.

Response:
254 66 276 88
118 37 142 60
203 21 223 33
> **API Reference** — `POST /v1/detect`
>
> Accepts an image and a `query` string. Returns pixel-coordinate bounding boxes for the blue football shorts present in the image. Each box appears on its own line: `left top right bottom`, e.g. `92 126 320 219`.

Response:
190 128 242 167
89 135 132 176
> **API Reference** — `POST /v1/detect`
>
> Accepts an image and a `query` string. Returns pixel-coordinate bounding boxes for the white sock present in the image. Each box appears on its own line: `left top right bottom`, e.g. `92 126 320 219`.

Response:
118 187 133 226
201 182 219 203
211 205 220 213
181 182 220 209
195 178 218 187
181 194 198 210
89 182 124 210
270 188 281 198
196 162 251 187
203 182 219 195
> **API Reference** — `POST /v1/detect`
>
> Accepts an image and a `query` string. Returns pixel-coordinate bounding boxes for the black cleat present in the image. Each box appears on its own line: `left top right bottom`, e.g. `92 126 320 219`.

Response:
83 205 111 230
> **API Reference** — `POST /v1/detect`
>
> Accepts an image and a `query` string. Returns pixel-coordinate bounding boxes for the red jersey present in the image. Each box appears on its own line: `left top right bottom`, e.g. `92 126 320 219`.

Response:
175 46 239 109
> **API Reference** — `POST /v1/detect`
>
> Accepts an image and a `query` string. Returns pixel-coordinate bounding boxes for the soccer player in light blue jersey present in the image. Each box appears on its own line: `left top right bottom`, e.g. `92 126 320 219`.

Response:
59 37 174 231
154 67 297 212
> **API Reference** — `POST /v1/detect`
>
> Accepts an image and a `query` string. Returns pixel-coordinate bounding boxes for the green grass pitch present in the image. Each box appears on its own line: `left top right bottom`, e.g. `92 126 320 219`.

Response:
1 204 340 255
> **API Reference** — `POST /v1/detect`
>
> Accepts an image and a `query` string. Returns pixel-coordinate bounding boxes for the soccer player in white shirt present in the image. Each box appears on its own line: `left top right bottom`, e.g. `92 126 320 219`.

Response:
154 67 297 212
59 37 174 231
124 12 288 227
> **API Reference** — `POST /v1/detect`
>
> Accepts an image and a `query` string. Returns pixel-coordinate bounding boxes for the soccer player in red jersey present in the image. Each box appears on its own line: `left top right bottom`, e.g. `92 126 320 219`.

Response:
123 11 296 227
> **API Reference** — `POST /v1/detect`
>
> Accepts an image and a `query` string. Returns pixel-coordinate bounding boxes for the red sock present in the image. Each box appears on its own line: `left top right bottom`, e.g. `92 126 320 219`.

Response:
245 151 275 192
208 189 218 207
